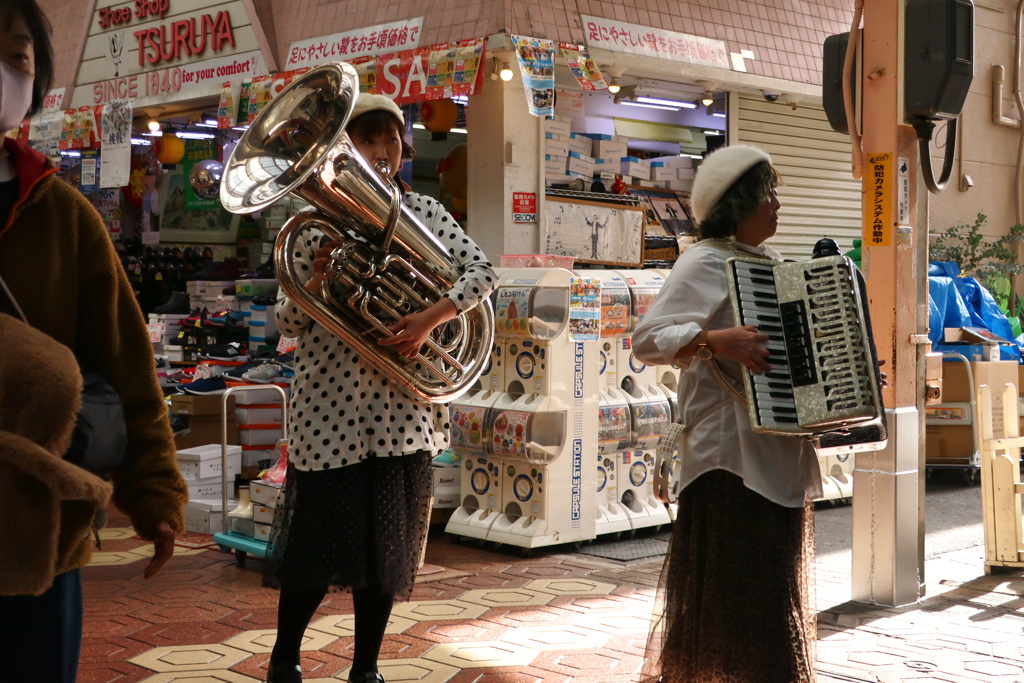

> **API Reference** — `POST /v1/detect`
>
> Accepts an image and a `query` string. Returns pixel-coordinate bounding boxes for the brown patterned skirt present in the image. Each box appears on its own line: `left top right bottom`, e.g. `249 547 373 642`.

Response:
644 469 816 683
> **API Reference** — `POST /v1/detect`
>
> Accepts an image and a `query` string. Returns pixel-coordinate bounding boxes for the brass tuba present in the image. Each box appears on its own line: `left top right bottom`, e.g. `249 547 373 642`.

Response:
220 62 495 403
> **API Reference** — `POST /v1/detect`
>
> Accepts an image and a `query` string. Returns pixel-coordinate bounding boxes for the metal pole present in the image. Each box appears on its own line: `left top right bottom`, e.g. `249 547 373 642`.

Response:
850 0 926 607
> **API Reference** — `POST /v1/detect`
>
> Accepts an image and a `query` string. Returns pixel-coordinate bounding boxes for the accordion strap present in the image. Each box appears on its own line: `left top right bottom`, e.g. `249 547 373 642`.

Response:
702 355 748 408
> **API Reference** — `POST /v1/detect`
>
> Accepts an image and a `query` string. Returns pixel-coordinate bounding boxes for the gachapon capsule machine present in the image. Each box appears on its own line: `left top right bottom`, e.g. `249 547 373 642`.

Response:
483 268 598 549
588 270 635 536
444 387 506 541
613 270 672 530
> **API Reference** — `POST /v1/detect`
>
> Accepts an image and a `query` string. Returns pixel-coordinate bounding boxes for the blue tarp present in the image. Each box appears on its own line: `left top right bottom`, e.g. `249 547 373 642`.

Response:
928 262 1022 362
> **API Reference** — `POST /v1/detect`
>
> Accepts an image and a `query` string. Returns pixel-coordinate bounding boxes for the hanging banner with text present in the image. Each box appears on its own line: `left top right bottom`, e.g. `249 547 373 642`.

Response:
72 0 268 109
864 153 893 247
559 43 607 91
512 35 555 118
100 98 133 188
581 15 730 70
285 17 424 70
373 38 486 105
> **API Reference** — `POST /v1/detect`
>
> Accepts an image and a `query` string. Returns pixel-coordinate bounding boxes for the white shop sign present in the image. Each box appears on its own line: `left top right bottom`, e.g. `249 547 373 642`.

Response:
71 0 266 109
284 17 424 70
581 15 730 70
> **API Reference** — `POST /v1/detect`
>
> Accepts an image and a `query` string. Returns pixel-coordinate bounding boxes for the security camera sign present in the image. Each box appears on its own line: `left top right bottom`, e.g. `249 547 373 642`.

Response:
864 153 892 247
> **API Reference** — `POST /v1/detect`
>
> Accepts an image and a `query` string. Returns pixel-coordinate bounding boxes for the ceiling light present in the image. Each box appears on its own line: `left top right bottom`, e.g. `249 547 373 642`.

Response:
620 101 680 112
701 91 715 107
712 112 726 118
608 77 621 94
195 119 219 128
130 137 152 145
499 62 514 81
635 96 697 109
147 119 161 132
176 131 216 140
703 130 721 135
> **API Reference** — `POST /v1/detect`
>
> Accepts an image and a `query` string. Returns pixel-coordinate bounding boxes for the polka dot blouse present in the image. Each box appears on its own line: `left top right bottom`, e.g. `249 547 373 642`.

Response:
276 192 497 471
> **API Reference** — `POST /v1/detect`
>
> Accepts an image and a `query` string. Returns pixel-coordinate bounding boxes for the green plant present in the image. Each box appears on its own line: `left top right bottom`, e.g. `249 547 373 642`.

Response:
930 213 1024 297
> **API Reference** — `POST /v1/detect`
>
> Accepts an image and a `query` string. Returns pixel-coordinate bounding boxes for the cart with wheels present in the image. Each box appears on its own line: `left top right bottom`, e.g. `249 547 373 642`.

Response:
212 384 289 566
925 353 981 485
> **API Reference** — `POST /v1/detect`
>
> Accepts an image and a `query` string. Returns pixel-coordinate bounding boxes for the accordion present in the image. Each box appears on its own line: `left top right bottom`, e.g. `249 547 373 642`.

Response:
725 240 887 452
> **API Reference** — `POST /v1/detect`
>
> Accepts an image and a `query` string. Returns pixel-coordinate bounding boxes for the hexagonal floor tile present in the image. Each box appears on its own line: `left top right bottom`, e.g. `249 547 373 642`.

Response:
129 643 250 673
457 588 553 609
222 628 337 654
137 671 260 682
422 641 539 669
391 600 489 622
962 659 1024 677
128 545 210 559
404 618 511 644
335 658 459 682
308 613 417 637
89 550 148 567
523 578 616 596
529 648 644 677
571 612 653 635
500 624 610 651
99 526 137 541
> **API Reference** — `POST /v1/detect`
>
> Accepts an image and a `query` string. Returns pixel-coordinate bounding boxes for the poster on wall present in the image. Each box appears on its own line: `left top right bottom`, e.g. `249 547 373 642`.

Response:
568 277 601 342
512 35 555 118
100 99 132 188
182 140 218 211
559 44 607 91
374 38 487 105
80 149 99 194
555 89 586 132
629 188 696 236
92 188 122 235
543 198 644 265
158 166 239 244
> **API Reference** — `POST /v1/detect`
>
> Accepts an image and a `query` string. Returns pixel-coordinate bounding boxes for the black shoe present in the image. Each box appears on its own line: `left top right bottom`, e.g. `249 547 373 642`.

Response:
267 662 302 683
252 294 277 306
155 291 191 314
349 673 385 683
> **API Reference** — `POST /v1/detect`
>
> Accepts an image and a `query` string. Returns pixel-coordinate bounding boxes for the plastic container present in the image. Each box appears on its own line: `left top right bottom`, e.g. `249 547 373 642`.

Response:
499 254 575 269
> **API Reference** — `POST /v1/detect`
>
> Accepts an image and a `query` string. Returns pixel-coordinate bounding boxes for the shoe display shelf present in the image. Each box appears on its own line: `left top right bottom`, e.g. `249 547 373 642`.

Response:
211 384 289 567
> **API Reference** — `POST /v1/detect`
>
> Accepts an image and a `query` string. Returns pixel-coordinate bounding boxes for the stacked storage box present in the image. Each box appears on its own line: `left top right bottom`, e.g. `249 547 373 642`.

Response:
589 135 630 182
235 386 290 479
543 116 572 182
431 462 461 509
187 280 227 312
621 156 652 181
170 393 238 450
648 155 696 192
148 313 184 360
251 479 286 543
178 444 242 534
248 302 278 348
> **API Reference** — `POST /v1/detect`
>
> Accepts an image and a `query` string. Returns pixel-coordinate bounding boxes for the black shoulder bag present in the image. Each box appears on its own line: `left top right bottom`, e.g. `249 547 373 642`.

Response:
0 273 127 475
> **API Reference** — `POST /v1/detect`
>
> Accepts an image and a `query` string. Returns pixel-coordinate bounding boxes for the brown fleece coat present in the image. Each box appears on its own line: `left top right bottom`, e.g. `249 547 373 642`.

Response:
0 141 189 589
0 314 113 596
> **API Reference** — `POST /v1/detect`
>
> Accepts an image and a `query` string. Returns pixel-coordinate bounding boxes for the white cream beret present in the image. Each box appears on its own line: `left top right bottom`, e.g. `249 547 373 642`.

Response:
350 93 404 127
691 145 772 224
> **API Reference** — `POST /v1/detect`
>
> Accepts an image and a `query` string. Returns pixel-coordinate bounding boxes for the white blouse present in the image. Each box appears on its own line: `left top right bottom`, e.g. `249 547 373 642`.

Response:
630 239 823 508
276 192 497 471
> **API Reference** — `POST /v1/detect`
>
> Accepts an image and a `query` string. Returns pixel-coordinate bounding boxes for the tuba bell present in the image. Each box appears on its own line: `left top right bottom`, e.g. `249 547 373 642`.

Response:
220 62 495 404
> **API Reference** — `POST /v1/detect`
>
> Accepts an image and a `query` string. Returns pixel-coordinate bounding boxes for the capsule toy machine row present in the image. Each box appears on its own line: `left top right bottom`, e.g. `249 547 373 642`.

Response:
447 268 598 549
612 270 673 530
587 270 635 536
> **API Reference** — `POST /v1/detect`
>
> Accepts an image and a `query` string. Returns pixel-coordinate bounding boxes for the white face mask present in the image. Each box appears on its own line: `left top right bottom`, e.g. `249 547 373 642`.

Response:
0 61 33 134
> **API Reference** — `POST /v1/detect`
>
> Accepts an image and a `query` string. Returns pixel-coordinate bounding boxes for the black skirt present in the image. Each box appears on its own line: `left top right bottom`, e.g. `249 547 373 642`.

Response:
263 451 432 600
643 469 816 683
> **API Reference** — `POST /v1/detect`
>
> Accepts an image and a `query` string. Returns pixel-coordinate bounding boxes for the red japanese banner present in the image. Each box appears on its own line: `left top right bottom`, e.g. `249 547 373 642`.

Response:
372 38 487 106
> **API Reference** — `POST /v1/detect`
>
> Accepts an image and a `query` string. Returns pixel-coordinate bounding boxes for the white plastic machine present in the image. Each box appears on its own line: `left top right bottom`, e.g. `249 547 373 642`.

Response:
447 268 598 549
588 270 634 536
612 270 673 530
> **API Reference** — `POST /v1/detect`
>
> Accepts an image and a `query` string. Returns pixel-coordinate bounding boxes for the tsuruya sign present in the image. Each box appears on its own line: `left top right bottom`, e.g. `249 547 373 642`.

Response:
71 0 267 109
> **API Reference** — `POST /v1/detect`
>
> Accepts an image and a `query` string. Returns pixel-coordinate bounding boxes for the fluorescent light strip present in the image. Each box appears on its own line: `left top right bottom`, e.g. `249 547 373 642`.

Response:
130 137 152 145
635 96 697 109
703 130 721 135
712 112 726 117
412 123 468 134
619 101 680 112
176 132 216 140
61 150 81 157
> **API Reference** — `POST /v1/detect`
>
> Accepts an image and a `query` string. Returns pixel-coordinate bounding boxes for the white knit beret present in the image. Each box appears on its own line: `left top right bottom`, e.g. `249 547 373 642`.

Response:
350 93 405 127
690 145 772 224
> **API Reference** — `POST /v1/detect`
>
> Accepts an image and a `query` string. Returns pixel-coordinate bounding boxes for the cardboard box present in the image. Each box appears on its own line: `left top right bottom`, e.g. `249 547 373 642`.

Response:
170 394 237 417
184 499 236 534
432 465 460 495
593 140 628 158
544 159 567 175
254 522 272 542
567 151 595 177
677 167 696 180
432 489 460 509
177 444 243 480
667 179 694 192
544 140 569 157
251 480 285 506
542 118 571 136
234 386 290 405
567 133 593 156
239 424 285 446
234 279 278 297
650 163 677 181
236 406 284 424
621 157 650 179
925 424 976 464
229 516 255 537
173 415 238 451
187 476 223 500
924 403 972 425
253 504 277 525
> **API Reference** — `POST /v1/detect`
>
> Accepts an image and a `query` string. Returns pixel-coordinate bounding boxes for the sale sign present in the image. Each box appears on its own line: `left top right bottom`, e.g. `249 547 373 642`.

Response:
374 38 487 105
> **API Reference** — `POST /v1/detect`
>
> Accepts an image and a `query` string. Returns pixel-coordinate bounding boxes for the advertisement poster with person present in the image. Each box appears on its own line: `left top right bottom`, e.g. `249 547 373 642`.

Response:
569 277 601 342
512 35 555 118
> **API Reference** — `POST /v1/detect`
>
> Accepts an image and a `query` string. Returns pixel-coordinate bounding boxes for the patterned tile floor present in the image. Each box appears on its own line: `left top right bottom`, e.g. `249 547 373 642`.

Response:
78 509 1024 683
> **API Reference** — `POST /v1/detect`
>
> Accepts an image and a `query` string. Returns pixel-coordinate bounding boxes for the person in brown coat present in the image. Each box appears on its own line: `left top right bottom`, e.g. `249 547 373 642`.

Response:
0 1 189 680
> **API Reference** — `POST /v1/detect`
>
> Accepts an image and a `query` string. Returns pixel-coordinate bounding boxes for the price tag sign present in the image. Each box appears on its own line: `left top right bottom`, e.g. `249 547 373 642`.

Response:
512 192 537 223
193 364 213 380
147 322 164 343
277 336 297 353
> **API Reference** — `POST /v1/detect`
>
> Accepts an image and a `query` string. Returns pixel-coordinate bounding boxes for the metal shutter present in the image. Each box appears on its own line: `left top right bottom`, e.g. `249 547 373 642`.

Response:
732 94 862 261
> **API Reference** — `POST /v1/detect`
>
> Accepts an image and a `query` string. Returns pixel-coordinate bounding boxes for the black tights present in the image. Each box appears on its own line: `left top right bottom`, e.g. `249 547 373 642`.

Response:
271 583 395 678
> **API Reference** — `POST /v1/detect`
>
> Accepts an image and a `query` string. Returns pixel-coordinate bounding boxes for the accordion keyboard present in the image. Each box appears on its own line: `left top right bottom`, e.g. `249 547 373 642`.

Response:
728 255 883 435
